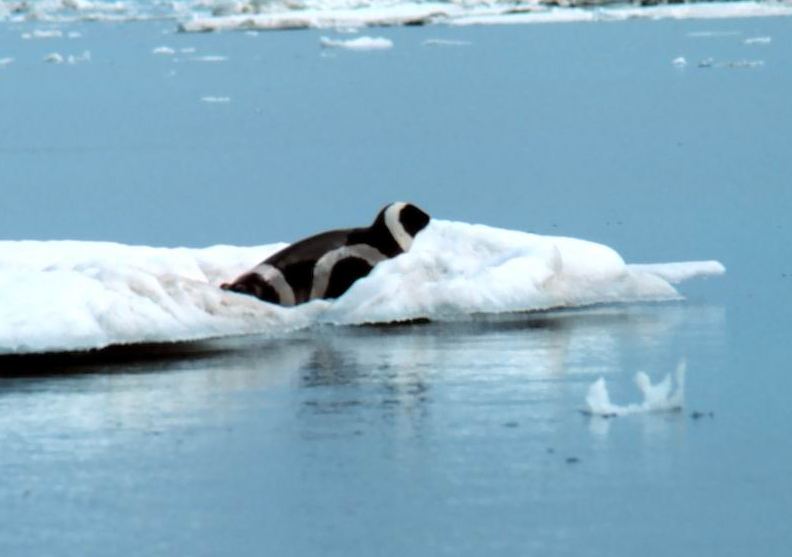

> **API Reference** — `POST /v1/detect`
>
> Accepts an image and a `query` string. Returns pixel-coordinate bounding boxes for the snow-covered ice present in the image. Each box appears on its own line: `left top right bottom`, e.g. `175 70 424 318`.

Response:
0 220 724 355
2 0 791 29
320 36 394 51
585 360 687 417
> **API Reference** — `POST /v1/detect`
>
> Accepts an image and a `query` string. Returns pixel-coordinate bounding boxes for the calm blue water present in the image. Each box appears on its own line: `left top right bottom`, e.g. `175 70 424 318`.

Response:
1 16 791 556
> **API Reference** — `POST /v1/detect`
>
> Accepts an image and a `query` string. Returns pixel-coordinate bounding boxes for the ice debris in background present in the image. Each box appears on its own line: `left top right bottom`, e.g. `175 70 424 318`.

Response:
190 55 228 62
743 36 771 45
672 56 687 67
422 38 471 47
2 0 792 29
201 96 231 103
320 36 393 51
0 220 725 355
0 57 13 67
22 29 63 39
585 360 687 417
43 50 91 64
152 46 176 55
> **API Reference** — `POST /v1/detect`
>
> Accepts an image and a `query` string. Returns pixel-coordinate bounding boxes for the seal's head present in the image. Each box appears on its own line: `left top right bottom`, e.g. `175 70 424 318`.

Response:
372 202 430 253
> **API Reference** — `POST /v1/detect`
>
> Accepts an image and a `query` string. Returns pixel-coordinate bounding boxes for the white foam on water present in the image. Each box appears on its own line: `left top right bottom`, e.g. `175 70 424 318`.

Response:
0 220 725 355
585 360 687 417
320 35 393 50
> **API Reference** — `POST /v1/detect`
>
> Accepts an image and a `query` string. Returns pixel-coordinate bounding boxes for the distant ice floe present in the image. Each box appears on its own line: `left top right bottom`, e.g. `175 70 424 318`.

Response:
672 56 688 68
2 0 791 30
43 50 91 64
22 29 64 39
0 220 725 355
191 55 228 62
320 36 393 51
743 36 772 45
697 57 764 69
0 57 13 68
585 360 686 417
422 38 471 47
201 96 231 103
152 45 176 55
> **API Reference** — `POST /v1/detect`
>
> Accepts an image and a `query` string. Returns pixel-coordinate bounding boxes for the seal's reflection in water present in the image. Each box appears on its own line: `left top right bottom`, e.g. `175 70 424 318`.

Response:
0 304 726 557
293 304 725 444
0 304 725 446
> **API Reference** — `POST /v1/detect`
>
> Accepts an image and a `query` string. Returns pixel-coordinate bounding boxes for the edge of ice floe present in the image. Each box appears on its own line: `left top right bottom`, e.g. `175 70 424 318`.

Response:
176 2 792 33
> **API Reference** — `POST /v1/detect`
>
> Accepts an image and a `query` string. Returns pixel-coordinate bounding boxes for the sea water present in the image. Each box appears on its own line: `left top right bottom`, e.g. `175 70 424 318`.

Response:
1 13 792 557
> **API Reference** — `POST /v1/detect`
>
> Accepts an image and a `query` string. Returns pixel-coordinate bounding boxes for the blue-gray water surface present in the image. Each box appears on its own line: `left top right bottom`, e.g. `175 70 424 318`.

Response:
1 15 791 556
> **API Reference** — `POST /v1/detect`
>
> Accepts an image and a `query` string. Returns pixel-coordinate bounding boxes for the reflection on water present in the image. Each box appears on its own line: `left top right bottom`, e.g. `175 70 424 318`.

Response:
0 303 729 556
0 303 725 440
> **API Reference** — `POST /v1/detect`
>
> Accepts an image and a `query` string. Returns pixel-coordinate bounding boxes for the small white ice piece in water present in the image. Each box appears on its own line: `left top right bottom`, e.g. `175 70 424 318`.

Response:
423 39 471 47
191 55 227 62
320 36 393 51
152 46 176 55
672 56 687 68
67 51 91 64
44 52 64 64
201 96 231 103
23 30 63 40
744 36 771 45
584 360 686 417
0 57 13 68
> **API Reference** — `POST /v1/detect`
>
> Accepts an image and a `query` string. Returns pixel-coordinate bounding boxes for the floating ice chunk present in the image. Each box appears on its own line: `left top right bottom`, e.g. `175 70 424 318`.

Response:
687 30 741 38
320 36 393 51
672 56 687 67
0 221 725 355
698 57 715 68
423 38 471 47
725 59 764 69
201 96 231 103
191 55 228 62
0 57 13 67
744 36 771 45
68 31 82 39
44 52 65 63
585 360 686 417
23 29 64 39
180 47 196 54
152 46 176 55
67 50 91 64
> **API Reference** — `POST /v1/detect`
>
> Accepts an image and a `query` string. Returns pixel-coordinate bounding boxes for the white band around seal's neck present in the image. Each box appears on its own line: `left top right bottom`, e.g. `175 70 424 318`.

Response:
384 202 413 252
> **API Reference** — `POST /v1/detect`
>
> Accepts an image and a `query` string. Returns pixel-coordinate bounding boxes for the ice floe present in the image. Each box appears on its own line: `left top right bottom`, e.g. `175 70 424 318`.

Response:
0 57 13 67
320 35 393 50
584 360 687 417
0 220 724 355
2 0 791 29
